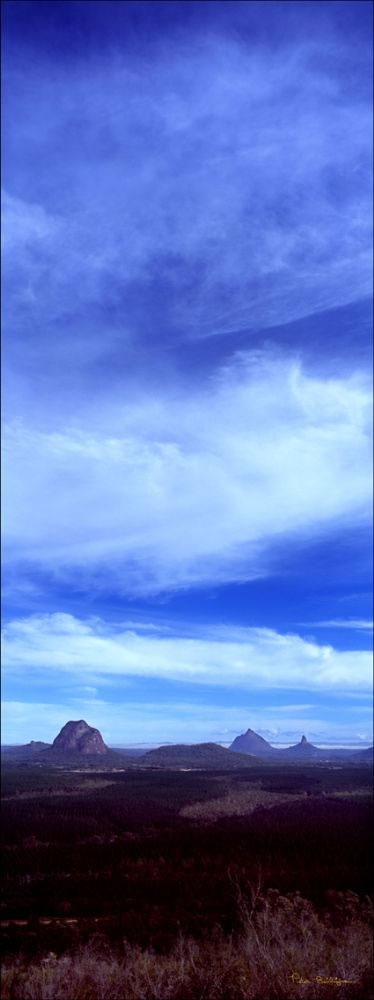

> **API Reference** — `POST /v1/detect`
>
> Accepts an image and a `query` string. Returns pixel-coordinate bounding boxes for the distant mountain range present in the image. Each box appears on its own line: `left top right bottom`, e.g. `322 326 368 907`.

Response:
230 729 321 757
1 720 373 768
229 728 373 762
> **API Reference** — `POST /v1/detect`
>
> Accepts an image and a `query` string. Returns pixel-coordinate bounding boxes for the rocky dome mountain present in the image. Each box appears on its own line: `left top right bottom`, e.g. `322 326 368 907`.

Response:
230 728 275 756
52 720 109 755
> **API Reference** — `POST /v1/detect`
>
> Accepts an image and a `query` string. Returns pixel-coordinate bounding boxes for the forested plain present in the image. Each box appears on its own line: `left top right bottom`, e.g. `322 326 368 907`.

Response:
1 761 373 999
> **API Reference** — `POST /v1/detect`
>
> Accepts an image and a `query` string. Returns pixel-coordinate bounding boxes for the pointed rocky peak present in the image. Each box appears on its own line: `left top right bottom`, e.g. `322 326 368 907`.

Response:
230 727 275 756
286 734 319 754
52 720 109 755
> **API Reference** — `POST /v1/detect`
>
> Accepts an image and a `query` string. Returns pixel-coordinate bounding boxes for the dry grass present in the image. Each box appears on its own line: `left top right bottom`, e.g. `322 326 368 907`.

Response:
2 890 373 1000
179 784 305 820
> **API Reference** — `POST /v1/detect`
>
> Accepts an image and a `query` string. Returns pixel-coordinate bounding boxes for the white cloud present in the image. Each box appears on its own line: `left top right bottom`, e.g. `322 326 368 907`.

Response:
308 619 373 632
1 191 60 250
3 358 372 592
263 704 316 713
3 612 372 693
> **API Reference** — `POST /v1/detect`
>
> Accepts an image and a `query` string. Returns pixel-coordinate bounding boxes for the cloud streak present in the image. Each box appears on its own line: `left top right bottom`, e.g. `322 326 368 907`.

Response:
308 619 373 632
3 612 372 692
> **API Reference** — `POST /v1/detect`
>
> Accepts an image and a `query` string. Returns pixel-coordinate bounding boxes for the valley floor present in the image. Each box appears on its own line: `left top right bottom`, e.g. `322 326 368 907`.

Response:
1 762 373 999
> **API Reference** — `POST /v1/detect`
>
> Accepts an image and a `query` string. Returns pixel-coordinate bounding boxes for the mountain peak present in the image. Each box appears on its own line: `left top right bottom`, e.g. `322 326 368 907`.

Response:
230 728 274 756
52 720 109 755
286 734 319 755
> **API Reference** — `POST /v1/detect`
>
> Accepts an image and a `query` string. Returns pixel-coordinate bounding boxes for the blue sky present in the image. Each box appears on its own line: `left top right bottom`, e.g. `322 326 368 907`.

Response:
2 0 373 745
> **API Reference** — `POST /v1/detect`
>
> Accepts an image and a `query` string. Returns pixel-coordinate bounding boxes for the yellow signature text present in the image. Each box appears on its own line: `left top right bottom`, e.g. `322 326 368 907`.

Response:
291 971 356 986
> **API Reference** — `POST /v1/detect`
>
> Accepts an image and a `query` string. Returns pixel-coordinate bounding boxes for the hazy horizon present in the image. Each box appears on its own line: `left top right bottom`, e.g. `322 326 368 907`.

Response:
2 0 373 746
2 722 373 752
3 738 372 750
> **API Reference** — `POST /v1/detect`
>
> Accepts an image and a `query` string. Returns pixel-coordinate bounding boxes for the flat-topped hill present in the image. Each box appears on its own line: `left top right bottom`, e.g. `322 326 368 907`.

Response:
143 742 260 769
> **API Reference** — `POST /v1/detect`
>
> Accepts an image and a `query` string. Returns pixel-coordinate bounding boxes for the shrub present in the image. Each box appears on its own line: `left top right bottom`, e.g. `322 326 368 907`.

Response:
1 890 373 1000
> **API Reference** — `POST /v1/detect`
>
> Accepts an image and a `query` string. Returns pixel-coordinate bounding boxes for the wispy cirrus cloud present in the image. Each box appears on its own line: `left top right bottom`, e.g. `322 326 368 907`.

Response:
3 32 372 378
4 356 371 594
307 619 373 632
1 190 61 251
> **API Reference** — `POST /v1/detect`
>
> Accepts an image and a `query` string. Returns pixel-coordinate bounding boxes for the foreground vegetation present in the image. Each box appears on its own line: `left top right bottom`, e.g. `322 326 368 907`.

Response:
2 889 373 999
